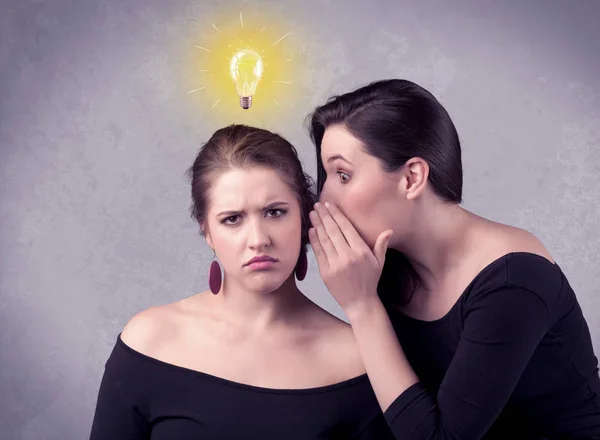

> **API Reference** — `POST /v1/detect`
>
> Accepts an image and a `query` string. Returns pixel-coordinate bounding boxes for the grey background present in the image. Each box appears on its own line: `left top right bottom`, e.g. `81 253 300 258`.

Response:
1 0 599 438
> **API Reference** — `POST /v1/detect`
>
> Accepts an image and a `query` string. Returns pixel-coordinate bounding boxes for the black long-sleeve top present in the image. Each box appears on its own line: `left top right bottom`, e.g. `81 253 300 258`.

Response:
383 252 600 439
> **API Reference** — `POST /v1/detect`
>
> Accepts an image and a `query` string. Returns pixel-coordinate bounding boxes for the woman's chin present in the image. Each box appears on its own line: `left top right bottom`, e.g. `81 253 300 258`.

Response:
245 273 292 295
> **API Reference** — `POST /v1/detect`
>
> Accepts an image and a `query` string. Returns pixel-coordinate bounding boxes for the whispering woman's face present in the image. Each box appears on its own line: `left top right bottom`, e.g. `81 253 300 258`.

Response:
318 125 405 249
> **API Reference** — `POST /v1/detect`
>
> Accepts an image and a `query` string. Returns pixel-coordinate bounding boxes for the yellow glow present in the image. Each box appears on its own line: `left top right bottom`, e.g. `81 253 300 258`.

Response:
184 9 306 122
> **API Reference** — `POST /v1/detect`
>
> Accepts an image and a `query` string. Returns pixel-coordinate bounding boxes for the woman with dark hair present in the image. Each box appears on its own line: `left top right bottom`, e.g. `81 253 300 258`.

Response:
307 79 600 439
89 124 394 439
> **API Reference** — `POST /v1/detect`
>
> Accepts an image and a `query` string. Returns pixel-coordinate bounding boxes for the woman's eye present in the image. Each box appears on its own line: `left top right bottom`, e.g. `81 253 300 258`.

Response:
266 209 286 218
337 171 350 183
222 215 239 225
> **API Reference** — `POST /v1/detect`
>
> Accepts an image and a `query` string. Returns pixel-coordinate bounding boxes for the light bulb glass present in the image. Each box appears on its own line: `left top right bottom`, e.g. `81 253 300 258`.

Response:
229 49 264 109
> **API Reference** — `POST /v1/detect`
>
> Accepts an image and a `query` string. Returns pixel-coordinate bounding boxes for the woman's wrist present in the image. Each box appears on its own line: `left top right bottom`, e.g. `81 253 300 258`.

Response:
345 294 387 326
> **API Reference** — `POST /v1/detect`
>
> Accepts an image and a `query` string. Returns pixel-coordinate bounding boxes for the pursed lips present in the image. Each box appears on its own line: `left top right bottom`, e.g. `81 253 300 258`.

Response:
244 255 278 266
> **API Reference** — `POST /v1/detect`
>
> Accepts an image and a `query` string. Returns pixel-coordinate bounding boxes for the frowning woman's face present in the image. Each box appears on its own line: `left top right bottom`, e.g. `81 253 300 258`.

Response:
204 166 302 295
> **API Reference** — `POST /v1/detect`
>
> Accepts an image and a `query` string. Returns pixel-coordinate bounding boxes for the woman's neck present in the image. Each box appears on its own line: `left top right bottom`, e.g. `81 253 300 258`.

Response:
210 275 312 333
396 201 480 292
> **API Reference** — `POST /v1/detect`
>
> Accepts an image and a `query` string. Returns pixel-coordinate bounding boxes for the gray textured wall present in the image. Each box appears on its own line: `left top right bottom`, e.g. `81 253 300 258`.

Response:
1 0 599 438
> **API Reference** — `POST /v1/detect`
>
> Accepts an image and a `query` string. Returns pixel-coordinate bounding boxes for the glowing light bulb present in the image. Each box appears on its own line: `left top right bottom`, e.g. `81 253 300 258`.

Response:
229 49 264 109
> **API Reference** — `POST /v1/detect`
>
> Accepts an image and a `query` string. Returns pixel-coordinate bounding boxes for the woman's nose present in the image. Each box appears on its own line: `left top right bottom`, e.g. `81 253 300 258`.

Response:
247 220 271 249
319 185 334 205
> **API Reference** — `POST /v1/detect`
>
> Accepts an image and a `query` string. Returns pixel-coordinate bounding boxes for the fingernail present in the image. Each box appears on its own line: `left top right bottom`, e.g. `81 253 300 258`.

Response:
324 202 330 208
314 202 321 209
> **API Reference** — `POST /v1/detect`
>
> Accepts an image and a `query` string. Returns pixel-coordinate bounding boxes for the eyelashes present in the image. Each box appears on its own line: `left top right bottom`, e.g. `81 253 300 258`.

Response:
337 171 351 183
222 216 238 225
221 209 287 226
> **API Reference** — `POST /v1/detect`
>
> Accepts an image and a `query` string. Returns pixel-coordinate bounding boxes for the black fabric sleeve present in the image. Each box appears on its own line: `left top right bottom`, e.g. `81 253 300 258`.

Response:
354 413 396 440
383 283 551 439
89 368 151 440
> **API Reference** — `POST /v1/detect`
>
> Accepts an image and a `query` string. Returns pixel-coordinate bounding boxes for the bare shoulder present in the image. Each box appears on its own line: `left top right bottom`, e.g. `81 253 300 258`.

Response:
483 219 554 264
120 297 192 356
305 305 366 379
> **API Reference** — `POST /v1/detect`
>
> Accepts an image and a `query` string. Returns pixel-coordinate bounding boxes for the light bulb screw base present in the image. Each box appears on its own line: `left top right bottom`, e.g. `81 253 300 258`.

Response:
240 96 252 109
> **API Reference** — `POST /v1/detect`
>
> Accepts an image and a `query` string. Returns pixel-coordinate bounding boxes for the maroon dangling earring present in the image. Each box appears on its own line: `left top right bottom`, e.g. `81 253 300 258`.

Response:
295 251 308 281
208 251 222 295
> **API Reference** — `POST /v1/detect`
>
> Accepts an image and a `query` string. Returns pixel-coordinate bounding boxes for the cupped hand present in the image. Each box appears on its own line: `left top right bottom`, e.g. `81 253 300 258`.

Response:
308 202 393 314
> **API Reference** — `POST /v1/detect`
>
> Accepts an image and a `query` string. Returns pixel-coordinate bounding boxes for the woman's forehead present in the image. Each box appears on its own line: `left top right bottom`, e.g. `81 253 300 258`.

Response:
209 168 296 211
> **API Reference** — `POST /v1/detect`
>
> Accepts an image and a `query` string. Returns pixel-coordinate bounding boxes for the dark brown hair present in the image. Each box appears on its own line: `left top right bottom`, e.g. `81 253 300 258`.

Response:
187 124 316 254
307 79 463 307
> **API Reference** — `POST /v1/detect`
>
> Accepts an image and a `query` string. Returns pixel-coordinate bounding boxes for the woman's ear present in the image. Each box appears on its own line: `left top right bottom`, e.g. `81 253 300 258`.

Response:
399 157 429 200
202 222 214 249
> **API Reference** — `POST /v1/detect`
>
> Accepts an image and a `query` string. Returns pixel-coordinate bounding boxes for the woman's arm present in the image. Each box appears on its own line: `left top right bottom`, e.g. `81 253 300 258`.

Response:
309 202 550 439
354 412 397 440
89 369 151 440
345 298 418 411
348 284 549 439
